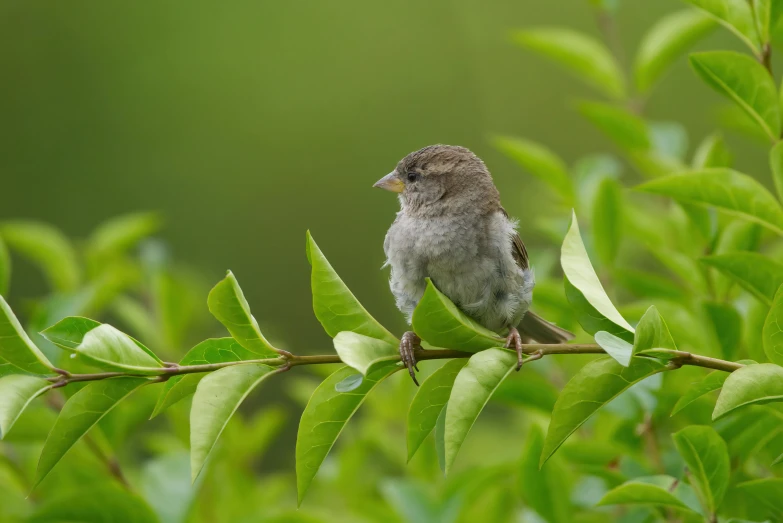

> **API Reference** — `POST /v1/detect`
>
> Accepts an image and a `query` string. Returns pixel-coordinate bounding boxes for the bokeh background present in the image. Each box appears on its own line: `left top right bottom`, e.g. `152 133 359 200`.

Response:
0 0 777 520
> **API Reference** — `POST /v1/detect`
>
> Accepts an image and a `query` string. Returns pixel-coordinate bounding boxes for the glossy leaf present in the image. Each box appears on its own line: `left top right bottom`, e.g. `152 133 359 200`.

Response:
0 235 9 297
713 363 783 419
701 253 783 305
690 52 779 140
519 425 572 523
684 0 759 51
151 338 256 418
492 136 574 204
207 271 279 356
0 221 80 292
407 359 467 461
736 478 783 516
578 102 650 151
541 357 665 466
634 9 715 92
592 177 622 267
334 373 363 392
0 295 53 374
561 212 634 332
444 348 516 473
306 232 397 344
190 363 274 481
0 375 51 438
42 320 163 373
333 331 398 376
598 475 699 512
412 279 504 351
764 286 783 366
672 370 729 415
594 331 632 367
672 425 729 513
633 305 677 358
770 140 783 204
638 169 783 235
34 377 148 487
296 364 397 504
564 277 633 343
513 27 624 98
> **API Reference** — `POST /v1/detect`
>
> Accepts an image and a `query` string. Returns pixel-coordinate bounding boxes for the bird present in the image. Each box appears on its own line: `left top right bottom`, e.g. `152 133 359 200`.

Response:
374 144 573 384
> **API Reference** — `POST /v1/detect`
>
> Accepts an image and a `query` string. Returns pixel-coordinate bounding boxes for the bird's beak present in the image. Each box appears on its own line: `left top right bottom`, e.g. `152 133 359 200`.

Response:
373 171 404 193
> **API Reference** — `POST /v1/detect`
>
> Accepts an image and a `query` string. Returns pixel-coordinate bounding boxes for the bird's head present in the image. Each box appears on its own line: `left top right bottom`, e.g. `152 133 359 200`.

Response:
373 144 500 215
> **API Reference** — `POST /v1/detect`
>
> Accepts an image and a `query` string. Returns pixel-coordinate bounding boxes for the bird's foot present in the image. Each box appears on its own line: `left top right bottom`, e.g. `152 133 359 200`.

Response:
505 327 524 371
400 331 421 386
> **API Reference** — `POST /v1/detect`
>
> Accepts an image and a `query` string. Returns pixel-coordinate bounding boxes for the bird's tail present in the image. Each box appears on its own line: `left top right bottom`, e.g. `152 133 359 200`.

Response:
518 311 574 344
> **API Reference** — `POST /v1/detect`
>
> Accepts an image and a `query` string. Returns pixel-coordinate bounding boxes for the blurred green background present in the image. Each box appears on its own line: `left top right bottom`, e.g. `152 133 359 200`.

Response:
1 0 763 347
0 0 778 519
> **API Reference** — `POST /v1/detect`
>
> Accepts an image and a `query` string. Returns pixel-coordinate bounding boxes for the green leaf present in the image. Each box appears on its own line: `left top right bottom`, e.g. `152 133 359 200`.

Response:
714 363 783 419
613 268 688 302
561 212 634 332
597 475 699 512
0 235 9 297
736 478 783 517
434 403 447 473
672 425 729 513
513 27 625 99
692 133 732 168
190 363 274 481
207 271 280 357
671 364 756 415
578 102 650 151
412 279 505 351
0 295 53 374
519 425 572 523
306 232 397 344
0 221 81 292
595 331 633 366
151 338 256 418
541 357 666 466
34 377 147 487
86 212 161 270
42 319 163 374
444 348 516 473
770 141 783 203
491 136 575 205
407 359 467 462
638 169 783 235
764 286 783 366
705 301 742 359
633 305 678 358
332 331 398 376
29 485 159 523
0 375 51 438
564 277 634 343
296 364 397 504
592 177 623 267
690 52 779 140
634 9 715 92
334 373 362 392
684 0 761 51
701 253 783 305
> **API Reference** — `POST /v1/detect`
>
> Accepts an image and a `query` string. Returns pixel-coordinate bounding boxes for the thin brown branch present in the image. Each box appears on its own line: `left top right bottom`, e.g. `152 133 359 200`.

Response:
40 343 746 389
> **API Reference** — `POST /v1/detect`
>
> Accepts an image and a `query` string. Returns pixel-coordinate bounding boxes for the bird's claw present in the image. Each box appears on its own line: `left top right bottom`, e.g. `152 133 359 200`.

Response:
505 327 524 371
400 332 421 386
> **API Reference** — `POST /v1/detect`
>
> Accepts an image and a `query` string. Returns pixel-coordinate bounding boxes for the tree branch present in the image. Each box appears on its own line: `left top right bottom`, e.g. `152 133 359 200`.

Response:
43 343 745 387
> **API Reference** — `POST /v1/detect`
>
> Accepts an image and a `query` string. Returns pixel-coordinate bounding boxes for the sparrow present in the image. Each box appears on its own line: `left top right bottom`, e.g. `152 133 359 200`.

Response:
374 144 573 384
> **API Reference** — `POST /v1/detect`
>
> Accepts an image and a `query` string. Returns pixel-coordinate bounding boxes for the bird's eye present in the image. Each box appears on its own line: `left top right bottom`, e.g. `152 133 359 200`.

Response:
407 172 419 182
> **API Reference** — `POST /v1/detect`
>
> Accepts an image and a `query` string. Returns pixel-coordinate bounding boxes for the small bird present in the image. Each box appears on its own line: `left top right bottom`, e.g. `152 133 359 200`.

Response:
374 144 573 384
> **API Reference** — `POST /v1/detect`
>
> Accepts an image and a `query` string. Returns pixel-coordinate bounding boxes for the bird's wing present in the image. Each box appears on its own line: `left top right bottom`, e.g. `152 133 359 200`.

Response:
501 208 529 271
